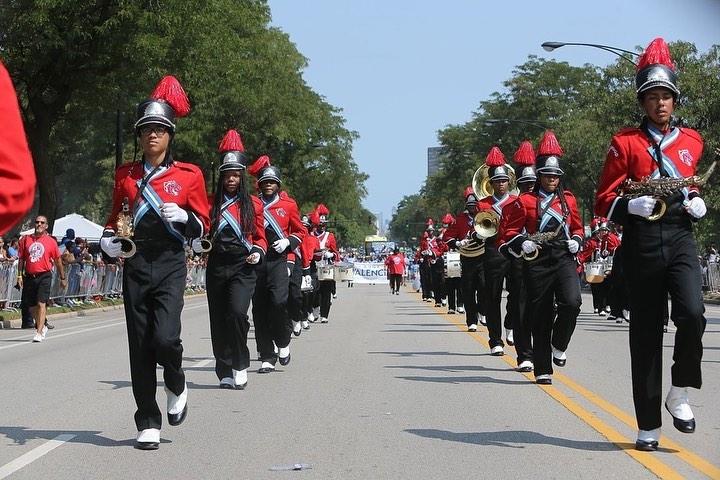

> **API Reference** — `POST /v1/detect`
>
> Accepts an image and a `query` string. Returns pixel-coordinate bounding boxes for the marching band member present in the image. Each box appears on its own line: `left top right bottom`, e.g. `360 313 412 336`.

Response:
476 147 517 355
418 220 435 302
205 130 266 390
101 76 209 449
421 219 446 307
499 130 583 385
444 187 485 331
440 213 463 314
299 213 321 326
577 218 620 316
503 140 537 372
247 155 305 373
594 38 707 451
312 204 339 323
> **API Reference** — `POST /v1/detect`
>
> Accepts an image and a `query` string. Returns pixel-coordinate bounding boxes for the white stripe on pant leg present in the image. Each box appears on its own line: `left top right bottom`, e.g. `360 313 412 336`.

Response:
0 434 76 479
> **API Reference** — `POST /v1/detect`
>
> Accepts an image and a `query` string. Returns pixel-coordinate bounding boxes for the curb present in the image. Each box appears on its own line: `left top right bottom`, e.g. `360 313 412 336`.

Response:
0 292 206 330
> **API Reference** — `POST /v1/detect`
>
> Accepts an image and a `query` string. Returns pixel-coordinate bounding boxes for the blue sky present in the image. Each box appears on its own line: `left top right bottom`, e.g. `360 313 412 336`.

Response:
268 0 720 226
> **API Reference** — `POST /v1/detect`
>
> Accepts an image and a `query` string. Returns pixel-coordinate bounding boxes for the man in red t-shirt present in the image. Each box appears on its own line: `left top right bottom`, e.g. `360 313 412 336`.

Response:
18 215 66 342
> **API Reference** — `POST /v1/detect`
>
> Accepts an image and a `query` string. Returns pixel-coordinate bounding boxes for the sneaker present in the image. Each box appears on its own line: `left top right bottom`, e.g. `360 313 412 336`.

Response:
457 306 465 314
41 325 48 339
506 329 514 346
301 320 310 330
517 360 534 372
468 324 477 332
447 309 455 314
536 374 552 385
32 333 43 343
490 345 504 356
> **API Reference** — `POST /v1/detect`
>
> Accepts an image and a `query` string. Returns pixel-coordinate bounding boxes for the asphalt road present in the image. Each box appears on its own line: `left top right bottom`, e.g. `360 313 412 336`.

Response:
0 285 718 479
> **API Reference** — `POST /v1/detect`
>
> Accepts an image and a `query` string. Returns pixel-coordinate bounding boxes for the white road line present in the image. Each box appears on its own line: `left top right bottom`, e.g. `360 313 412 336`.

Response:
195 358 214 368
0 434 76 479
0 304 209 351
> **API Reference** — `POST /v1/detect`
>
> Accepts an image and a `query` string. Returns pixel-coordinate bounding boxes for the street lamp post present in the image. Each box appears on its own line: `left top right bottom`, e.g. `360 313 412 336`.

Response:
541 41 639 66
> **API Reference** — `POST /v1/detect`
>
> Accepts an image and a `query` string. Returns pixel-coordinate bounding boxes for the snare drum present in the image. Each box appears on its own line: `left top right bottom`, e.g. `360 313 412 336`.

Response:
318 265 335 281
335 263 354 282
603 256 613 276
584 261 606 283
301 274 314 292
443 252 461 278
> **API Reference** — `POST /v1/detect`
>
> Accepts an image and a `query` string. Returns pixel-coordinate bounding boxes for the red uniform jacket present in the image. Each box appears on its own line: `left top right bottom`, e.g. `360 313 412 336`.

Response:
577 232 621 265
594 125 704 224
313 230 339 263
498 188 583 258
443 211 475 250
0 62 36 234
299 233 321 270
385 253 406 275
477 194 517 247
105 160 210 241
208 193 268 256
259 192 305 255
420 234 445 259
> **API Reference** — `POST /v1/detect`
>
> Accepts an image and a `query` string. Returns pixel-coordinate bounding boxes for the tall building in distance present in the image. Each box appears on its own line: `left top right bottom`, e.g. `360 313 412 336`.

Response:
427 147 447 177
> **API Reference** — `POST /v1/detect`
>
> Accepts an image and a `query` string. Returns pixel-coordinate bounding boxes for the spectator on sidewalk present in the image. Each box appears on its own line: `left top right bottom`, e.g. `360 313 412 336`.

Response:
7 237 19 259
17 215 67 342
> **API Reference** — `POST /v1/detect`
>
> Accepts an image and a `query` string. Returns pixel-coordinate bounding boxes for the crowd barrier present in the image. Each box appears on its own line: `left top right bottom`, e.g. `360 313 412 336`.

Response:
702 262 720 293
0 259 207 311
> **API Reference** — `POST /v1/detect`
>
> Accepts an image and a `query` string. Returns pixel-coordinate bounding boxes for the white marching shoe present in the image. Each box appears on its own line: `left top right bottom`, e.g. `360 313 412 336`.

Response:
506 329 514 346
478 314 487 326
665 386 695 433
219 377 235 389
292 320 302 336
312 307 321 319
516 360 533 372
301 320 310 330
320 317 328 323
468 324 477 332
136 428 160 450
490 345 504 356
457 306 465 314
278 346 291 366
233 368 248 389
165 383 188 426
552 346 567 367
307 312 316 323
635 428 660 451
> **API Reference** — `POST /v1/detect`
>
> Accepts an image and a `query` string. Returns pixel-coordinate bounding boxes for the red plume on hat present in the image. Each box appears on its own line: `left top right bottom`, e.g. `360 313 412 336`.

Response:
309 211 320 226
218 129 245 153
485 146 506 166
442 213 455 224
315 203 330 217
513 141 536 166
150 75 190 118
248 155 271 177
637 37 675 72
463 186 475 198
537 130 564 157
425 218 434 227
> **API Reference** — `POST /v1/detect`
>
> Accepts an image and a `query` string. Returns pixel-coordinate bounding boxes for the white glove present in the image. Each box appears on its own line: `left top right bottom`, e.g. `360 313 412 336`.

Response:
100 236 122 258
628 196 656 218
323 251 334 259
456 239 469 248
161 203 188 224
566 239 580 254
191 238 204 253
685 197 707 219
521 240 538 254
272 238 290 253
246 252 260 264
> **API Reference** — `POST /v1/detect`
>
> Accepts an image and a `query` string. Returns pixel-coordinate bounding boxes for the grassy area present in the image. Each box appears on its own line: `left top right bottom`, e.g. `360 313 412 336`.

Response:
0 289 205 322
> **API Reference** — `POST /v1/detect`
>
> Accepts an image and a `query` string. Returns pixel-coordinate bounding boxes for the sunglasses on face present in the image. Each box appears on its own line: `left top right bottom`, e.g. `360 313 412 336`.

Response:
35 220 47 225
140 125 169 136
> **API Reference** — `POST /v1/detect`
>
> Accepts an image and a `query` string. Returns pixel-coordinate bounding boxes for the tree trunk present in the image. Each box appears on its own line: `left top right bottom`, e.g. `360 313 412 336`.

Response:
26 108 57 231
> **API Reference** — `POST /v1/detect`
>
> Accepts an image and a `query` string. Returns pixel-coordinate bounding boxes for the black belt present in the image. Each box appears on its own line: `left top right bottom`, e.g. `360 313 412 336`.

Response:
24 271 52 279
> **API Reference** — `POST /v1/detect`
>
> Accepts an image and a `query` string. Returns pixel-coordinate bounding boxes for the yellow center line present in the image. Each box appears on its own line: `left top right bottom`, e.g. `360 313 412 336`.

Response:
410 291 688 479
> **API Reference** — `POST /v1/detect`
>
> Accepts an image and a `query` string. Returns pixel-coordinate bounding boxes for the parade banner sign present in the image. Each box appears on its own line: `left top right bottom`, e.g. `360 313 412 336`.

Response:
352 262 389 284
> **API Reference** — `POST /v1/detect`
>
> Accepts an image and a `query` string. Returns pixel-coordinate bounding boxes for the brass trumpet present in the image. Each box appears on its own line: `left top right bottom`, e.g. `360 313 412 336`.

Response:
116 197 137 258
618 156 717 222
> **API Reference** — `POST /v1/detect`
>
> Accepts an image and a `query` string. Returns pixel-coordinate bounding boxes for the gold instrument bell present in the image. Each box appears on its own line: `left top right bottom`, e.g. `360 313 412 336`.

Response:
473 210 500 239
472 163 518 198
116 197 137 258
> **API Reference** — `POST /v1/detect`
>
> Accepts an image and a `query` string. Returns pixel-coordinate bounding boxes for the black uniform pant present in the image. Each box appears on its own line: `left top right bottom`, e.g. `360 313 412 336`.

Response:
460 255 484 327
419 261 432 299
590 282 609 312
287 259 304 323
526 251 581 377
607 246 628 318
206 250 256 379
430 259 445 304
508 258 532 363
253 254 291 363
445 276 463 311
482 248 508 348
624 224 705 431
317 280 333 318
123 245 186 431
303 272 318 317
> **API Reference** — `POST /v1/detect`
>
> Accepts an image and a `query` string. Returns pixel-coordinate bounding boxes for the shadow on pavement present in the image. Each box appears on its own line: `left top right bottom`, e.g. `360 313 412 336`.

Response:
404 428 678 453
0 426 171 447
396 375 530 385
368 350 481 358
385 364 511 373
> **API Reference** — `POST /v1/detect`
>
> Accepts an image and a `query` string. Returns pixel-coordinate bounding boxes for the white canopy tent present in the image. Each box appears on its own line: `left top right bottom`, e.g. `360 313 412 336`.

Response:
20 213 105 242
